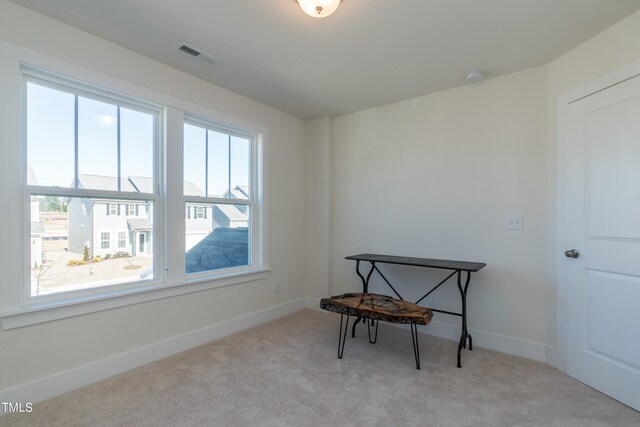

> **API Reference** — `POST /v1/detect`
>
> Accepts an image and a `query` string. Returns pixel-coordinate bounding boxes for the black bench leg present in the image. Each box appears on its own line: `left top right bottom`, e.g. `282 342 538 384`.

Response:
351 316 362 337
338 314 350 359
410 323 421 370
367 319 379 344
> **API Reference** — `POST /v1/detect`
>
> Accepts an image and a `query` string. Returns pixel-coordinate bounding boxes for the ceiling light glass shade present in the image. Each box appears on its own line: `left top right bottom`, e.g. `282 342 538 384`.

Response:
297 0 341 18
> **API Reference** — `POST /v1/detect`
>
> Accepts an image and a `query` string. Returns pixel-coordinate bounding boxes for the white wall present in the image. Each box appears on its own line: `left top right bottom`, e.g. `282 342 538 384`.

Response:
326 67 549 355
0 0 306 394
306 9 640 365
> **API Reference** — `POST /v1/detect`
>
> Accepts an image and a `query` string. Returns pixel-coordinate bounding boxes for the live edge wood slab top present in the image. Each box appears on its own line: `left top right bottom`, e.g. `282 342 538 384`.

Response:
320 293 433 325
345 253 486 272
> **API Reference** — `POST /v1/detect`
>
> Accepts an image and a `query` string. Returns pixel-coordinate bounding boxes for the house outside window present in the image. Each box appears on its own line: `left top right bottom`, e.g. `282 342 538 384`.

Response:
109 203 118 216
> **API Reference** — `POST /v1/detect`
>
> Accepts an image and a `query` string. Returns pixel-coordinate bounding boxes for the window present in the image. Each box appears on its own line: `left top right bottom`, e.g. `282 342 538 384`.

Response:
183 121 256 275
100 231 111 250
196 206 205 219
12 64 264 323
117 231 127 249
26 75 158 297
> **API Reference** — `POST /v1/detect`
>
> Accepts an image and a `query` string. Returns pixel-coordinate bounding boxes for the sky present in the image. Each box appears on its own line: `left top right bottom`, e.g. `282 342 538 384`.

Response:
183 123 250 197
27 82 249 197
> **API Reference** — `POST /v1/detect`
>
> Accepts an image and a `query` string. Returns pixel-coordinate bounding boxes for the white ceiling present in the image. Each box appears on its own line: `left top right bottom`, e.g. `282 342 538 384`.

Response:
10 0 640 120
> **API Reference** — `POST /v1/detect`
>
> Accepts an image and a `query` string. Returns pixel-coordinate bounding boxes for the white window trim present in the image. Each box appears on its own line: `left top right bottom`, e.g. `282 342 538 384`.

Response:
182 116 263 280
20 66 164 305
18 65 165 312
0 50 269 329
0 269 270 329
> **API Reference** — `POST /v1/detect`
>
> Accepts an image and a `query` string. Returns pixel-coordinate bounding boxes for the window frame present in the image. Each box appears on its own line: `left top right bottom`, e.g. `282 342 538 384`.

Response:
182 116 262 280
0 58 268 329
21 66 164 306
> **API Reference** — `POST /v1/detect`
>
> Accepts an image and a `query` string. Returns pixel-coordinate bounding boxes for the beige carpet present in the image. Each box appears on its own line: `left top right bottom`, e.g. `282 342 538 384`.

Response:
3 309 639 426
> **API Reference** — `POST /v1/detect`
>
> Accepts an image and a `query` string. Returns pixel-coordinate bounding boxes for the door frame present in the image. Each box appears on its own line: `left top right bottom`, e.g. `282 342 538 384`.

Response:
555 59 640 373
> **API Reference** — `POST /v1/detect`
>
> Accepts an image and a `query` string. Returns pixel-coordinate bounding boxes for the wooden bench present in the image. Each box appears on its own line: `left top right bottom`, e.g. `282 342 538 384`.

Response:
320 292 433 369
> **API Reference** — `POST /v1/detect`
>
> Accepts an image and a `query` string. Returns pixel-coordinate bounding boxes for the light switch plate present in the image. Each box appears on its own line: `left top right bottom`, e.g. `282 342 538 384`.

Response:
506 214 524 230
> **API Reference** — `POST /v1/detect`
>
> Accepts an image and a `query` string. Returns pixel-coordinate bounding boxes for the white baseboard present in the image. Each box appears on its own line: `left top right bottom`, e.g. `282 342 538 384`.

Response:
545 346 565 371
0 297 306 409
387 319 547 362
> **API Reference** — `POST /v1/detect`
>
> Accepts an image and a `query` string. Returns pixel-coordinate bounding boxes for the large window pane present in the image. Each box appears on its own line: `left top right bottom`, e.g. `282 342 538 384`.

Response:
207 129 229 197
121 108 154 186
185 203 249 274
230 135 250 198
183 124 206 196
27 83 75 187
30 195 154 296
78 97 118 189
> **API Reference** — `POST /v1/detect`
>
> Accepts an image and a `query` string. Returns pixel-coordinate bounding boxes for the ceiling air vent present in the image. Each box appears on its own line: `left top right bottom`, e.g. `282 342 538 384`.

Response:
177 43 223 67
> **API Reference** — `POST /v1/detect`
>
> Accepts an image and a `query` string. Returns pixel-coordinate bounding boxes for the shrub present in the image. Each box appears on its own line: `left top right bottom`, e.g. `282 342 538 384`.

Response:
92 256 102 263
83 244 90 262
67 259 86 266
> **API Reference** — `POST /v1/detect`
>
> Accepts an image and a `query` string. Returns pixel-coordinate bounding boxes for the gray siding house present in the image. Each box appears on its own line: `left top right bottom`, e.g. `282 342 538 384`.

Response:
68 175 248 258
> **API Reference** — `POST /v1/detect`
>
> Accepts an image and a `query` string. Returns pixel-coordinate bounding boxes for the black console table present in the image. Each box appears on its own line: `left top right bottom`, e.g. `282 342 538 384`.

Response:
345 253 486 368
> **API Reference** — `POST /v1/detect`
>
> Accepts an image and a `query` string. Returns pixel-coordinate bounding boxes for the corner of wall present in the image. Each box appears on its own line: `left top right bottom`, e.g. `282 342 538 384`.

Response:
304 117 335 300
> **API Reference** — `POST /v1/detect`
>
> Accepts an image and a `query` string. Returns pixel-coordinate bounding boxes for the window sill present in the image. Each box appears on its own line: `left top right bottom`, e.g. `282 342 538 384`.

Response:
0 268 270 330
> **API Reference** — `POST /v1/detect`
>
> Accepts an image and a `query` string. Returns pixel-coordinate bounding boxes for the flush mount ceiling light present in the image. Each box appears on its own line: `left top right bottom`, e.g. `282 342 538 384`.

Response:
297 0 341 18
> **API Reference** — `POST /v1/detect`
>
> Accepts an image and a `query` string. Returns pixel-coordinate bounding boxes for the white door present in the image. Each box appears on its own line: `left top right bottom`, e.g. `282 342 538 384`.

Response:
563 73 640 411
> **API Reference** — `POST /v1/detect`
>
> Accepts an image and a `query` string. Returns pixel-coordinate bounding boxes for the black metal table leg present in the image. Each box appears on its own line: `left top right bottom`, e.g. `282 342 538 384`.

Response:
338 314 350 359
355 260 375 294
352 261 376 337
456 270 472 367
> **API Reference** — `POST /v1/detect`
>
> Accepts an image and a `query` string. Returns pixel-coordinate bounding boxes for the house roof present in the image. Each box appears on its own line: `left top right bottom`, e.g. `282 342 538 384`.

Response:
128 176 203 196
227 185 249 200
216 204 247 221
77 174 137 192
127 218 153 231
185 227 248 273
76 175 203 196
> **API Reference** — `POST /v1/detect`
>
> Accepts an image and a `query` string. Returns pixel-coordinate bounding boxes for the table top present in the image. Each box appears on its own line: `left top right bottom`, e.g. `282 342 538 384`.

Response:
345 253 486 272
